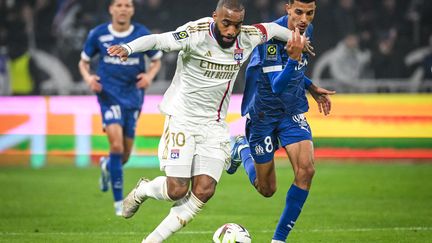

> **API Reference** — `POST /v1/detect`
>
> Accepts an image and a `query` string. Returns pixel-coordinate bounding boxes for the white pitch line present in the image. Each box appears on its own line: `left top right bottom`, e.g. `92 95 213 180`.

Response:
1 227 431 236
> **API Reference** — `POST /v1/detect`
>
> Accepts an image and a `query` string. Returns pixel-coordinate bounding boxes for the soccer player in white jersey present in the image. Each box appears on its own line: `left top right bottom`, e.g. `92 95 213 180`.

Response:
107 0 310 241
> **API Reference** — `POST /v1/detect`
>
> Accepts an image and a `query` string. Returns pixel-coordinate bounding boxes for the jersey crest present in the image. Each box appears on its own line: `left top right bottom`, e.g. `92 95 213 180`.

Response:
234 48 244 64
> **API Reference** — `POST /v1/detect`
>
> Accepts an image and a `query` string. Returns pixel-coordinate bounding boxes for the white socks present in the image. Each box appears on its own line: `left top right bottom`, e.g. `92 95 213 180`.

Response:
143 192 204 242
114 200 123 216
136 176 172 201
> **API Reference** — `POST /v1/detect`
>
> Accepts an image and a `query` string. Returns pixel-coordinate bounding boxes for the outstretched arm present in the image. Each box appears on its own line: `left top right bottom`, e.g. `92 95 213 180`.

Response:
108 31 188 61
306 77 336 116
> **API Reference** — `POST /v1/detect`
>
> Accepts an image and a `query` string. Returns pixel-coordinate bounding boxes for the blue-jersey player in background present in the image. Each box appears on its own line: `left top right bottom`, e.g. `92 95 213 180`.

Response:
78 0 162 216
227 0 335 242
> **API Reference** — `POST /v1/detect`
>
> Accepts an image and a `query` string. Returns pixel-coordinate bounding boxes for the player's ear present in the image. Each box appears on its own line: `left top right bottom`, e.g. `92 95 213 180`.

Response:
212 11 217 20
285 3 290 13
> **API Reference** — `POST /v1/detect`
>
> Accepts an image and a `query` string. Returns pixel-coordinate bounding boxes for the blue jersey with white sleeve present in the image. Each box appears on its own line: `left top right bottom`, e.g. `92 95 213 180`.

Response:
242 15 313 118
81 23 162 109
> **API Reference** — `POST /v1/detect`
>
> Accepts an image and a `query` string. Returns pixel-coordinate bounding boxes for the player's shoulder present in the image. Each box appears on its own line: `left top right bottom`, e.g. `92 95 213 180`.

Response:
171 17 211 44
240 24 261 35
181 17 211 33
89 23 110 34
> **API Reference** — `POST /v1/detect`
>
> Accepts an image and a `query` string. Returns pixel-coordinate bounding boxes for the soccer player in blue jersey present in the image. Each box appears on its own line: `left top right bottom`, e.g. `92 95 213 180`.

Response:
228 0 335 242
78 0 162 216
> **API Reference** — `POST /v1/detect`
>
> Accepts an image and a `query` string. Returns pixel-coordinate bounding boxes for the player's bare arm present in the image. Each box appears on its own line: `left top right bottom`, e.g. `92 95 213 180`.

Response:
78 59 102 93
308 84 336 116
136 59 161 89
286 27 305 61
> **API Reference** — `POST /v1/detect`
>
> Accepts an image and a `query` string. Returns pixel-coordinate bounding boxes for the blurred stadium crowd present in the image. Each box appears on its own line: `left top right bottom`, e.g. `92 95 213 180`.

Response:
0 0 431 95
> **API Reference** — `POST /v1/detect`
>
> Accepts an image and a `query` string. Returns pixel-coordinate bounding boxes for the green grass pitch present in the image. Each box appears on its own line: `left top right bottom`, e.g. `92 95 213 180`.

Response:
1 161 431 242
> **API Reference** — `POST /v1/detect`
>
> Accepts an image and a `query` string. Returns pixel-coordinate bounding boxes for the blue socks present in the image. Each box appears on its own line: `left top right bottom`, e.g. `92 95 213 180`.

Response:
108 153 123 202
273 184 309 241
241 147 257 185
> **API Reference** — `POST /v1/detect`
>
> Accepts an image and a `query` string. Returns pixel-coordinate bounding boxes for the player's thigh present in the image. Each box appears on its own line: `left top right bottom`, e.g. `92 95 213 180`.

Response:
105 124 124 145
122 109 140 161
191 155 226 183
278 113 313 148
279 113 314 170
285 140 314 172
100 103 125 130
255 159 276 188
246 116 278 164
123 109 140 139
158 116 196 178
100 103 125 142
194 121 230 182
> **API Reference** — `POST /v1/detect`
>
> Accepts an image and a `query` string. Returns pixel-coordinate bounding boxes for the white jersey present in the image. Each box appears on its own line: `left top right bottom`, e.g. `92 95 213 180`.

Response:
125 17 292 124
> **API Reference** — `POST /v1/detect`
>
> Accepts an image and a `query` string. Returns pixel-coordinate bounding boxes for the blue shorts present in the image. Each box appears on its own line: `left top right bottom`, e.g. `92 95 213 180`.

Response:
246 113 312 164
100 103 140 139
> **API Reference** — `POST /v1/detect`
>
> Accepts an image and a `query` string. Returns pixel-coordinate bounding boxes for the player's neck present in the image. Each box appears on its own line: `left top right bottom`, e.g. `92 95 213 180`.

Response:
111 22 131 32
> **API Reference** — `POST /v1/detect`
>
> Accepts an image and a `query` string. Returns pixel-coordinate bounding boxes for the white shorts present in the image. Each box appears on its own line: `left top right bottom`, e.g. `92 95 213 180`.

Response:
158 115 231 182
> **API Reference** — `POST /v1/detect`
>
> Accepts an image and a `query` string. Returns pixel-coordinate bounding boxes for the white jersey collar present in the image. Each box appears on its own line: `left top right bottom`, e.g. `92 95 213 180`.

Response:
108 24 135 38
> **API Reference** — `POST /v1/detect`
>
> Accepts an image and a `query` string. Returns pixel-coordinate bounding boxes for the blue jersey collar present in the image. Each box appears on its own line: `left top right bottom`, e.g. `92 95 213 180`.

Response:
273 15 288 28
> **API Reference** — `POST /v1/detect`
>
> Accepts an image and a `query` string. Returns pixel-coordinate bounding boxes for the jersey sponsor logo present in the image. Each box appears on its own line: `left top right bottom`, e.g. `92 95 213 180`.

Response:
103 56 140 65
170 149 180 159
99 34 114 42
173 31 189 41
266 44 278 61
254 144 265 156
200 60 240 79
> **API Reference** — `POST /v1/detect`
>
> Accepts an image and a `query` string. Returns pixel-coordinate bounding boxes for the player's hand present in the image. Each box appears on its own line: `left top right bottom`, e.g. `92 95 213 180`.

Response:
84 75 102 93
107 45 129 61
304 37 315 56
136 73 153 89
308 84 336 116
286 27 305 61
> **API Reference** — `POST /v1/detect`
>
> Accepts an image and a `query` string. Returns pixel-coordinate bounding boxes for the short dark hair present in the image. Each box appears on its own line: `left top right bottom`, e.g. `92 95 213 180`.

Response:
216 0 245 11
110 0 133 6
288 0 315 4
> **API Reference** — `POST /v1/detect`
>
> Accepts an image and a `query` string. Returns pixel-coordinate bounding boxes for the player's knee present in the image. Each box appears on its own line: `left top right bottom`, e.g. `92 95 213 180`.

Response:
192 186 215 203
258 184 277 198
296 164 315 182
303 164 315 180
167 186 189 201
110 141 124 154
